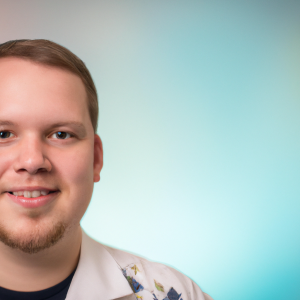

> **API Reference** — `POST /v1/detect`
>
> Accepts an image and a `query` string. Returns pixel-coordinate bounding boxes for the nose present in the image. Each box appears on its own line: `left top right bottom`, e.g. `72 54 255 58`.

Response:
13 135 52 175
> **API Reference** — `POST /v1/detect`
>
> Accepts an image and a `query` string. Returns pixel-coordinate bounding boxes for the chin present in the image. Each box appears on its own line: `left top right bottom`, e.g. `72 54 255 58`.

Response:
0 219 66 254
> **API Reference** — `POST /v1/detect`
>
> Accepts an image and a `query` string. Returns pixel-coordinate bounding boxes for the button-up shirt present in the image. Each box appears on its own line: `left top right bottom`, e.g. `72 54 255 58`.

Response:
65 230 213 300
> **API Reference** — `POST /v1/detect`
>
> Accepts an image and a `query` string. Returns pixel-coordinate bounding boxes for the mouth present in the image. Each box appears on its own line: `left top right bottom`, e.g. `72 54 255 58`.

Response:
7 190 57 198
5 189 60 208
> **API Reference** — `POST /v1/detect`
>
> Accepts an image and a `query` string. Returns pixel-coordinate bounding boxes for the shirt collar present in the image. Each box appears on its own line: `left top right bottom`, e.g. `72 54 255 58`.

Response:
66 229 134 300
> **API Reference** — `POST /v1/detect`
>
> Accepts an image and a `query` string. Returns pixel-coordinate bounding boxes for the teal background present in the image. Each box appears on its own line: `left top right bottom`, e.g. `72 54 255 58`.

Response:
1 1 300 299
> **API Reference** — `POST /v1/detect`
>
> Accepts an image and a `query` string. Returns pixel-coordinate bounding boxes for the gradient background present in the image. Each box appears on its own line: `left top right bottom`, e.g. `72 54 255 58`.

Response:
1 1 300 299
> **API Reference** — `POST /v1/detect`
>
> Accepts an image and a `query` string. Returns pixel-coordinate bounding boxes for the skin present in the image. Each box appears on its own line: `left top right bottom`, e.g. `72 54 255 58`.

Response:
0 57 103 291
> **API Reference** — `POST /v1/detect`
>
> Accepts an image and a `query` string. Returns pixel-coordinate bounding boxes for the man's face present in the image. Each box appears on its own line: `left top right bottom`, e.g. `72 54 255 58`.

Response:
0 57 102 253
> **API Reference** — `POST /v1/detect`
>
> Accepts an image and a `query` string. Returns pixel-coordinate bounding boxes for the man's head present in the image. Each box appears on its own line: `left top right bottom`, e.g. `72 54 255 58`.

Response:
0 39 98 133
0 39 103 254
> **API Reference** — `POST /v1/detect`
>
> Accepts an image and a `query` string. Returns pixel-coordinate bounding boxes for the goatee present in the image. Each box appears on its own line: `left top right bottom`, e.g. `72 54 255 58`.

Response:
0 222 66 254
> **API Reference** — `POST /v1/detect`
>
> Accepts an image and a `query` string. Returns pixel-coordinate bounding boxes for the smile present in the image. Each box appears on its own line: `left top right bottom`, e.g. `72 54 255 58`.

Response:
5 188 60 208
7 190 56 198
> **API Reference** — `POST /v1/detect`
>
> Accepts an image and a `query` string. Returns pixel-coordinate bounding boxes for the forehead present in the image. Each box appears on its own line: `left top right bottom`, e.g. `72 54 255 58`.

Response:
0 57 90 129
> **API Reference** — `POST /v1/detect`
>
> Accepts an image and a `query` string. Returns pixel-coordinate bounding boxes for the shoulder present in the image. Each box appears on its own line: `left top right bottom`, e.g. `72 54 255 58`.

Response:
102 244 213 300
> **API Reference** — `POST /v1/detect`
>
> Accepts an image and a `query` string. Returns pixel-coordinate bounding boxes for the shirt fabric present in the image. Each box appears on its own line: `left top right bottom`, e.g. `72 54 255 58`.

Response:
65 229 213 300
0 268 75 300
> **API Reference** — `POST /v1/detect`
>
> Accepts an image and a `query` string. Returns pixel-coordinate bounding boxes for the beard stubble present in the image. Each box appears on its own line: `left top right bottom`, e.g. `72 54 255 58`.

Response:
0 221 66 254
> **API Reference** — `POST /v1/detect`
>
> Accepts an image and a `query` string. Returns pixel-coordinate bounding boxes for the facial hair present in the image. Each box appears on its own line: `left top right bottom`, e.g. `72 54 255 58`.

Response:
0 222 66 254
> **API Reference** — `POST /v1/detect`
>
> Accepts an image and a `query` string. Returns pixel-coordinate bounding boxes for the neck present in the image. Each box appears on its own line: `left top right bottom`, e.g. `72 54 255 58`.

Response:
0 225 82 292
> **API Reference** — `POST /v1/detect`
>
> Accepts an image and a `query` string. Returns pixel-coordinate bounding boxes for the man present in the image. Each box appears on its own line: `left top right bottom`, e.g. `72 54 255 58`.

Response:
0 39 213 300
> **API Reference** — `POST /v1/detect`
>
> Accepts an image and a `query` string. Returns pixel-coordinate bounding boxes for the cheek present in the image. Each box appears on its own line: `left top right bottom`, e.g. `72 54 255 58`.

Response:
52 145 95 219
53 146 94 187
0 150 17 179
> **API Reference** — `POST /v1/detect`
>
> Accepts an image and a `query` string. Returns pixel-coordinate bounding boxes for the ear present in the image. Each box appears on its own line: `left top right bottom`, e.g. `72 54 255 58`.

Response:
93 134 103 182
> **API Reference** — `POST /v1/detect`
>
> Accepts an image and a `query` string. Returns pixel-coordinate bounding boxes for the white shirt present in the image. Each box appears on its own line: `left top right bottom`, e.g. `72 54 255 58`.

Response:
65 230 213 300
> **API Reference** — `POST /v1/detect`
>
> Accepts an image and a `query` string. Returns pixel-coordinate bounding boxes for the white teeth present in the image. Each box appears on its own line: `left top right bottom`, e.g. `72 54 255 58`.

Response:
11 190 51 198
24 191 31 198
31 191 41 198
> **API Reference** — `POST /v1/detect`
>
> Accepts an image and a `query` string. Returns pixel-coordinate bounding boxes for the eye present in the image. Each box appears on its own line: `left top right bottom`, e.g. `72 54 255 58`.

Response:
0 131 14 139
51 131 72 140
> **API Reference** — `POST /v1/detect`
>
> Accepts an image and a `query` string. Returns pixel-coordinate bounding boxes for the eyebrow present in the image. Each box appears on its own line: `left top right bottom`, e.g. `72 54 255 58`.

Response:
0 121 14 126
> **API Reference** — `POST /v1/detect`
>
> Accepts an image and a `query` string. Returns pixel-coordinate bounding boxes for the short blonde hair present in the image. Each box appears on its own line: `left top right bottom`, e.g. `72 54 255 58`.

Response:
0 39 98 132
